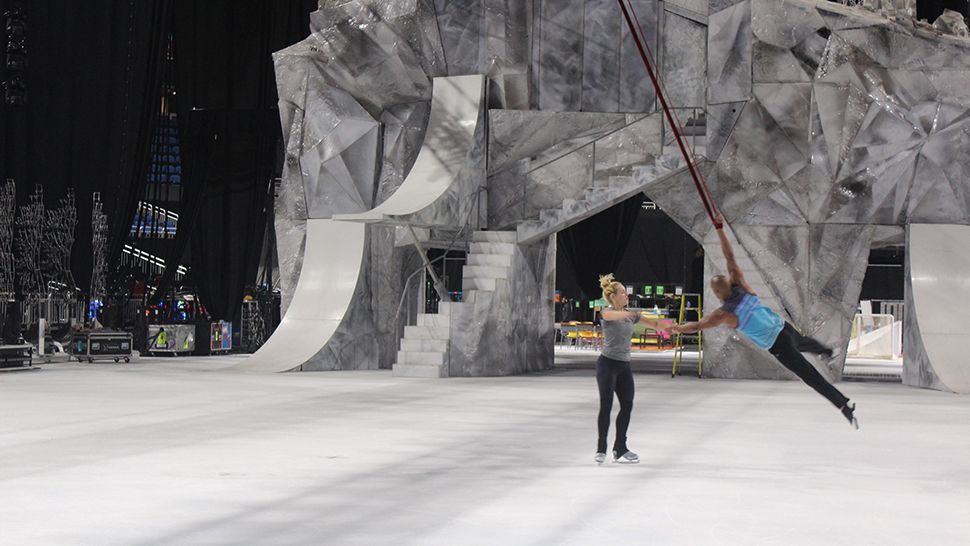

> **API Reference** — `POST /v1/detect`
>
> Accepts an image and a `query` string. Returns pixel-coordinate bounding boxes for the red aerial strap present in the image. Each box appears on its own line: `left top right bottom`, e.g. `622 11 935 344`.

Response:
616 0 722 229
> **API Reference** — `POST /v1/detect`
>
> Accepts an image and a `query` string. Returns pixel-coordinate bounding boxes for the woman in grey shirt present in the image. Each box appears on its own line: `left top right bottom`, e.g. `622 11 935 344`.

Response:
595 274 670 464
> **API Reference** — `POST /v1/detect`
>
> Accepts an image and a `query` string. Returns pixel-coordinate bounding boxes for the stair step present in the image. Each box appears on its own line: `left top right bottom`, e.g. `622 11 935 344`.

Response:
607 176 635 189
561 198 593 217
393 363 448 378
404 325 450 340
466 253 512 267
401 338 449 352
463 265 510 280
436 302 454 316
469 242 515 256
539 209 559 222
472 231 517 243
417 313 450 328
655 155 683 172
463 277 497 292
632 165 659 184
397 350 445 366
583 186 610 201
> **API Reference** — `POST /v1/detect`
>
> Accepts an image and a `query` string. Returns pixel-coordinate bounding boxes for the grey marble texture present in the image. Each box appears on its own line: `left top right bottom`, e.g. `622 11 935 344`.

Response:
434 0 482 75
488 112 653 229
705 101 746 161
712 97 807 225
662 12 707 108
493 113 666 233
537 0 586 110
400 95 488 229
517 150 684 244
708 0 751 104
750 0 824 50
619 0 660 112
377 101 431 205
709 0 746 14
434 0 533 108
487 110 629 174
640 159 717 237
369 225 423 370
667 0 708 16
530 0 661 112
449 236 556 376
592 114 662 187
581 0 623 112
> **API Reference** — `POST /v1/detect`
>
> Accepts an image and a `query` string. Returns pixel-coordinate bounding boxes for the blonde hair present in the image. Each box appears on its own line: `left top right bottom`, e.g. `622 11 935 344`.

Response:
599 273 623 307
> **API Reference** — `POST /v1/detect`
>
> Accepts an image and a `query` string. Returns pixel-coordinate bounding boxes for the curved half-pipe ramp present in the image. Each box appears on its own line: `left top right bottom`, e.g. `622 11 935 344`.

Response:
906 224 970 393
234 220 366 372
333 74 484 223
235 75 484 372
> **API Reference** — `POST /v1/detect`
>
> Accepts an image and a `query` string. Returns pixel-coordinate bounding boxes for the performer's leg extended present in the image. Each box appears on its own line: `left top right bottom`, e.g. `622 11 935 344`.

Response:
782 322 832 356
769 329 848 409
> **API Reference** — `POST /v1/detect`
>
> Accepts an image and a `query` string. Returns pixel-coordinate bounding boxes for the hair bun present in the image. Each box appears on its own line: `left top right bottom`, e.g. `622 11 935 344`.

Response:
598 273 615 290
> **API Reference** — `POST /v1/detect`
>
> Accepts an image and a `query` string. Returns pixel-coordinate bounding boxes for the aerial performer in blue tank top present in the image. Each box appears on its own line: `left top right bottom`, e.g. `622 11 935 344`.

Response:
670 213 859 429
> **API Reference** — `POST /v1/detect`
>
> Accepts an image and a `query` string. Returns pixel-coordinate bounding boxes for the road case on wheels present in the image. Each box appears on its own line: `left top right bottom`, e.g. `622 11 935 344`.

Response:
71 331 133 363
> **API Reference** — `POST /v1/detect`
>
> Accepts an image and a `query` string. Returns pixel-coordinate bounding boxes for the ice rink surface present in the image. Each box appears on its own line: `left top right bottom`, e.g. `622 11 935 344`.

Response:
2 355 969 545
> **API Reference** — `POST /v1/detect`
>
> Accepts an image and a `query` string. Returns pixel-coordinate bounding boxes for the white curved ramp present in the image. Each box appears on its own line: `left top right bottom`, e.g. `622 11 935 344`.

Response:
236 75 483 373
234 219 366 372
333 74 484 222
910 224 970 393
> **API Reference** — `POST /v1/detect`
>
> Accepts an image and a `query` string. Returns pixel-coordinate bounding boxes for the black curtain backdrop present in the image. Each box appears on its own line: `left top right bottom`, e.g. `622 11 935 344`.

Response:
0 0 172 292
557 194 644 300
556 204 699 301
150 0 313 321
917 0 969 20
614 209 699 288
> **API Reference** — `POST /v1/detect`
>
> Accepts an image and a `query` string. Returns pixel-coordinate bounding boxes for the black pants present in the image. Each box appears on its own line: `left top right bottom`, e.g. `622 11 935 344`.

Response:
596 355 634 454
768 322 849 409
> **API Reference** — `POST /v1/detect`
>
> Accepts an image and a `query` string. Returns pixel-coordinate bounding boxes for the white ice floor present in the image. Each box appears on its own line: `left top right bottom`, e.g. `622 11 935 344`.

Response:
2 356 969 545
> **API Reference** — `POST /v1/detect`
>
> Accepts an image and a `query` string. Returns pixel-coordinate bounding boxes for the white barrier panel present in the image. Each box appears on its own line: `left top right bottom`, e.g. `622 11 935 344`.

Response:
910 224 970 393
847 314 896 358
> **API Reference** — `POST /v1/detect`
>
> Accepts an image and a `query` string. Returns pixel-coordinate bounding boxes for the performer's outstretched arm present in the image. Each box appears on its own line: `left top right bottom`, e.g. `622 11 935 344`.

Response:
671 309 736 334
637 314 672 331
714 213 756 295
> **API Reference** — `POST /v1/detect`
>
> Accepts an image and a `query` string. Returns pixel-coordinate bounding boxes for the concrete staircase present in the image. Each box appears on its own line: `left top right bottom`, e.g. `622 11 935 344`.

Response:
393 230 516 378
517 154 688 244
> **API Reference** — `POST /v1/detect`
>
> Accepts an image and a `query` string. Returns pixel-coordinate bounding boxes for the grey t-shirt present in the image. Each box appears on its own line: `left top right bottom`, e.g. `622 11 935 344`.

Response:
601 310 638 362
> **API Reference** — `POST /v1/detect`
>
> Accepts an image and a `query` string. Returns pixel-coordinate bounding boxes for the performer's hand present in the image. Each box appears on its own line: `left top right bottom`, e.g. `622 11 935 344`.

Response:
713 212 725 230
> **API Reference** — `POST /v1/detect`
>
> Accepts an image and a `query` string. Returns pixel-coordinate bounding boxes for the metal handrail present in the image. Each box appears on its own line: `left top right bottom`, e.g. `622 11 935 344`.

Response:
392 185 488 333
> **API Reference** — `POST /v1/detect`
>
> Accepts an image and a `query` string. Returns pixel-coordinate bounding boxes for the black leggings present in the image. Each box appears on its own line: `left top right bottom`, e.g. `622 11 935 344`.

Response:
596 355 634 454
768 322 849 409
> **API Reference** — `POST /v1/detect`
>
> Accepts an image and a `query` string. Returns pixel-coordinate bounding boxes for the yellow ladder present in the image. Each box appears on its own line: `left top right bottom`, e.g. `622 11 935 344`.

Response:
672 293 703 377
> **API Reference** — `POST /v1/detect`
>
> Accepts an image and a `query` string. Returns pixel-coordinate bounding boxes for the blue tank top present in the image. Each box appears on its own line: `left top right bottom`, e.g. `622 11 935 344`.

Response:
720 286 784 349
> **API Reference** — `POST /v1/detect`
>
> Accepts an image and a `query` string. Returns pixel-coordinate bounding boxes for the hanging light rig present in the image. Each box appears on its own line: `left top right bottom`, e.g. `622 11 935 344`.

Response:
615 0 722 229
